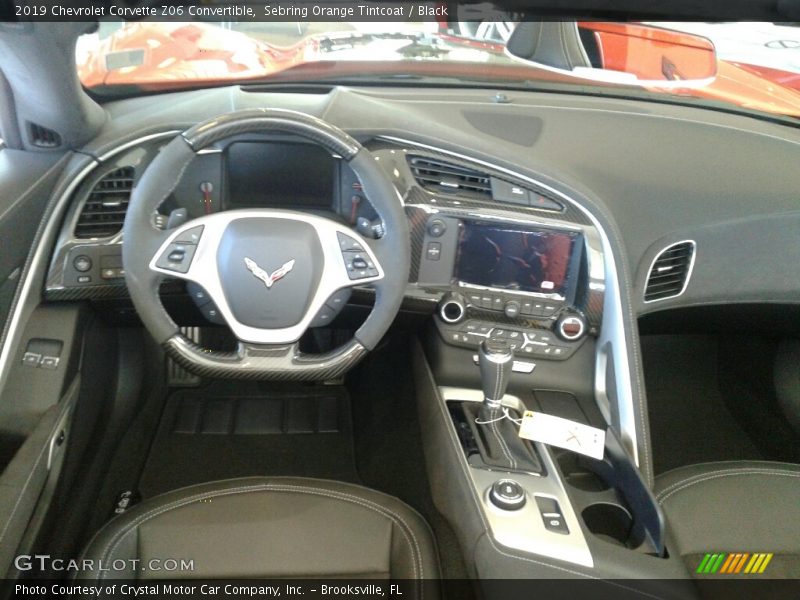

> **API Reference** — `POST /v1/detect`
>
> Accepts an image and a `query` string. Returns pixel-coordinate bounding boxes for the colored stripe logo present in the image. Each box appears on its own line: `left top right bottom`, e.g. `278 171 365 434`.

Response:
696 552 773 574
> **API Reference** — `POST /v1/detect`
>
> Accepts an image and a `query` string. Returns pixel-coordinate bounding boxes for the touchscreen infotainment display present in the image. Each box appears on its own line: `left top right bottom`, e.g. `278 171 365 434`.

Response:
454 222 579 295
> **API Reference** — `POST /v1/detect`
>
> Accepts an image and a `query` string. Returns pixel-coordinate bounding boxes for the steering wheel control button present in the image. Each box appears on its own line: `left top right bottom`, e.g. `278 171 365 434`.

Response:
535 496 569 534
73 255 92 272
489 479 526 511
326 288 352 309
427 218 447 237
186 282 211 306
310 305 337 327
343 250 378 280
175 225 204 245
156 243 198 274
200 302 225 325
336 232 364 252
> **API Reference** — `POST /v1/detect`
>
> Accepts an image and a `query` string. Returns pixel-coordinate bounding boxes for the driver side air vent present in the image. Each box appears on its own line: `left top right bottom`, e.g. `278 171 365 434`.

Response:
408 156 491 197
74 167 135 239
28 122 62 148
644 241 696 302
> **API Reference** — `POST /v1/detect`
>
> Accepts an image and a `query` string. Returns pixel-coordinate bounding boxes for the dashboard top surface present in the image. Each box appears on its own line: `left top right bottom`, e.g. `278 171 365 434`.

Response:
67 83 800 316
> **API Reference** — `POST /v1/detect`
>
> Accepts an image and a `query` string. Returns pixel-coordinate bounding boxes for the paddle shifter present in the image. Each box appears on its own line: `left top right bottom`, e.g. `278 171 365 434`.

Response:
478 339 514 409
470 339 542 474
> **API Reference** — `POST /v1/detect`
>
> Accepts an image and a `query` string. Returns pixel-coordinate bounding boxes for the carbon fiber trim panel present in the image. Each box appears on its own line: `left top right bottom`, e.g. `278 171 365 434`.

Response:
163 335 367 381
44 283 129 302
406 205 429 283
183 108 360 159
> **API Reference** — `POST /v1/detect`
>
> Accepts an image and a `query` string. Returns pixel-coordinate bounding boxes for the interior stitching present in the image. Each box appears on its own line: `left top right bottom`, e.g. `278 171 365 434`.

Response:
95 483 424 592
658 470 800 504
656 467 800 500
490 408 515 469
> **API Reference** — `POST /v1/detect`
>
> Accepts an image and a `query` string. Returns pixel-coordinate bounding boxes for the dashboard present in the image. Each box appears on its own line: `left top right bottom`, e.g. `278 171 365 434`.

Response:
41 84 800 362
45 129 606 365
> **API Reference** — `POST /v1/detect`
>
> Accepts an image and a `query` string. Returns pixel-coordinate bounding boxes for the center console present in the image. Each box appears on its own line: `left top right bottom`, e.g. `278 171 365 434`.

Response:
417 214 596 365
395 147 689 590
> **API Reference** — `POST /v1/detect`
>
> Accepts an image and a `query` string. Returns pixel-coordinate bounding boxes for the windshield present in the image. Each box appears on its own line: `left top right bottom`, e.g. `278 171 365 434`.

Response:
76 19 800 120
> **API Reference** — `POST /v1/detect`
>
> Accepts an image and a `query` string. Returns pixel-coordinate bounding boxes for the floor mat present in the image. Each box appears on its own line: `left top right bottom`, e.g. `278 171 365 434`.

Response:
139 382 359 497
642 335 763 475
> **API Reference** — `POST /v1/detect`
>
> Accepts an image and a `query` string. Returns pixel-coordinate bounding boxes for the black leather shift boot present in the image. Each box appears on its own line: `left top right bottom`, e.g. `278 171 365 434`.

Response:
463 403 543 474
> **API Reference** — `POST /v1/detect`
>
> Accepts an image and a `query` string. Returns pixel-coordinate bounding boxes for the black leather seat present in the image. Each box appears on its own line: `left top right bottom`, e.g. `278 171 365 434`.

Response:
655 461 800 577
80 477 440 591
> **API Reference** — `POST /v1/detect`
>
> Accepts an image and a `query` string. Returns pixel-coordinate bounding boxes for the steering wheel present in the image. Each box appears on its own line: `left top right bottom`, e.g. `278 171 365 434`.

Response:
122 109 410 380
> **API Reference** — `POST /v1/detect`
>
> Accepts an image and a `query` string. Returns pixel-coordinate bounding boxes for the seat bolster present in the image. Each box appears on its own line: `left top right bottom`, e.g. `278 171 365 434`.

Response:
655 461 800 559
78 477 440 586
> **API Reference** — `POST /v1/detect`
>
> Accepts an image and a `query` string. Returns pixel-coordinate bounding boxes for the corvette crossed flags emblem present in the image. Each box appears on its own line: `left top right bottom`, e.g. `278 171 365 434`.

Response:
244 257 295 289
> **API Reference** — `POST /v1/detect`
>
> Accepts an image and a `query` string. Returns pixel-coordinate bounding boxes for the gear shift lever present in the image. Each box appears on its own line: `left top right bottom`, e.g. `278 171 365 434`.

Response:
478 339 514 409
469 339 542 474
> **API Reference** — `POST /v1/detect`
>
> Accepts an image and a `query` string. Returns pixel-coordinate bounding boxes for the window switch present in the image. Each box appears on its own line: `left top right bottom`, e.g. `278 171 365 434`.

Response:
22 339 63 370
22 352 42 367
40 356 60 370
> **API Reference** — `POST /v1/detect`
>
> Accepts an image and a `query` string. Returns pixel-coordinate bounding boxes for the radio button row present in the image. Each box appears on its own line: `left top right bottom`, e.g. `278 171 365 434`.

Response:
445 321 575 360
466 293 483 307
465 292 563 318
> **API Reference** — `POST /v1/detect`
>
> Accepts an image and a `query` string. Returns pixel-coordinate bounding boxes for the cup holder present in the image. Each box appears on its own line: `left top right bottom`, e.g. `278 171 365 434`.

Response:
582 503 644 549
557 451 611 492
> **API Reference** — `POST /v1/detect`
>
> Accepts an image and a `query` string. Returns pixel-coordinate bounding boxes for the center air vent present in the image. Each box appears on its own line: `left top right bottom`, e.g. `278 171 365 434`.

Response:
644 241 696 302
74 167 135 239
408 156 491 197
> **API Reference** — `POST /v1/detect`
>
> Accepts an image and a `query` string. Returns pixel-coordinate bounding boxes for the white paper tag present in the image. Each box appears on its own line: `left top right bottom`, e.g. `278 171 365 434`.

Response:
518 411 606 460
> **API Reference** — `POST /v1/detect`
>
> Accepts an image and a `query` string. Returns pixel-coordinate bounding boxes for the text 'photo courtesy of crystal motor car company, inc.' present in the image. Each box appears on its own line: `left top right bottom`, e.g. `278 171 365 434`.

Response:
1 0 800 599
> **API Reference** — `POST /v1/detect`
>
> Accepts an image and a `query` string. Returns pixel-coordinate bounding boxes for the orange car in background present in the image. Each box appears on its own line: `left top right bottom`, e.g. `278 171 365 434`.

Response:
438 19 800 118
78 22 313 88
576 21 800 117
78 20 800 119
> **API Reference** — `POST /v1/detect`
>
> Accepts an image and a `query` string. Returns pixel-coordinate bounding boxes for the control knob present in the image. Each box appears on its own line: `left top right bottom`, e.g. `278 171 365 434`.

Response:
438 292 466 324
556 312 587 342
489 479 526 511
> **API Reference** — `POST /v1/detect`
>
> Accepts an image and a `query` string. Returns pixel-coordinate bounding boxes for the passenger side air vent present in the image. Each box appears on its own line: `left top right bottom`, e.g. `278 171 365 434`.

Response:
408 156 492 197
644 241 696 302
28 122 62 148
74 167 135 239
